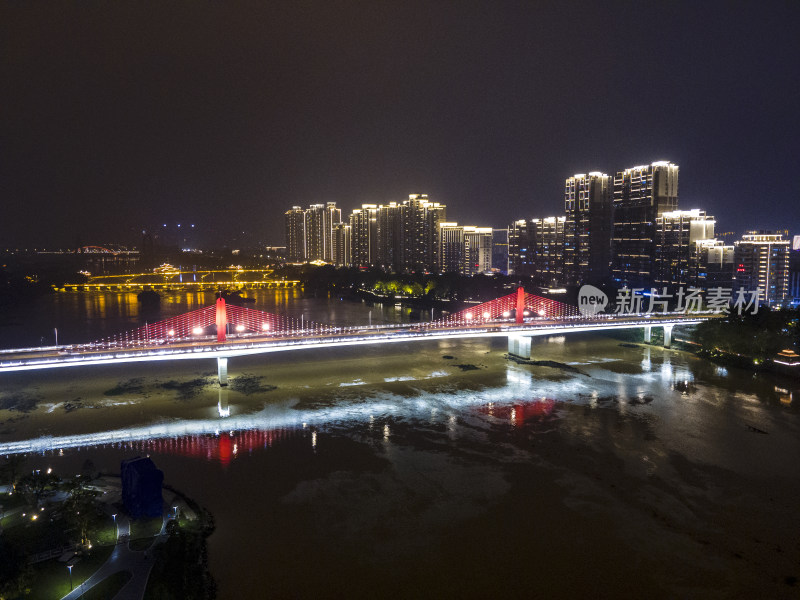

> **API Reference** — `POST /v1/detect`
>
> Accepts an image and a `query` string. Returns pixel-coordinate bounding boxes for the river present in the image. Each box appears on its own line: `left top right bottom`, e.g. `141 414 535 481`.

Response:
1 291 799 598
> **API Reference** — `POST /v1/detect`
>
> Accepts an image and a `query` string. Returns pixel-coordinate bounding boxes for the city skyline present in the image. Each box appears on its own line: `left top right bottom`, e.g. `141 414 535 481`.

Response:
2 2 800 247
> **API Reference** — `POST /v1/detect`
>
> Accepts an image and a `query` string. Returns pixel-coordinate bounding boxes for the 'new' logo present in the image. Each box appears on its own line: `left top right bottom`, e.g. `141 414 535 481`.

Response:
578 285 608 316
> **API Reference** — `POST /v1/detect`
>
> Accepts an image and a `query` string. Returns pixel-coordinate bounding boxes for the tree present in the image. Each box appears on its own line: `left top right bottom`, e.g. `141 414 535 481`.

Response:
0 455 26 492
62 476 103 546
17 470 59 506
0 539 32 600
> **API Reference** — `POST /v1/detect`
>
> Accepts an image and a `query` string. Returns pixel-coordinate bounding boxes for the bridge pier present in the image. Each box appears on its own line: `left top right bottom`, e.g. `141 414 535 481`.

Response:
508 334 532 360
217 357 229 386
663 325 673 349
643 326 652 343
218 386 230 418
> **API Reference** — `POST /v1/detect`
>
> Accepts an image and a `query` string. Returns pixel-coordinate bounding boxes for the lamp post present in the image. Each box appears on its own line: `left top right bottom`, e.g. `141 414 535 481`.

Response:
68 564 73 590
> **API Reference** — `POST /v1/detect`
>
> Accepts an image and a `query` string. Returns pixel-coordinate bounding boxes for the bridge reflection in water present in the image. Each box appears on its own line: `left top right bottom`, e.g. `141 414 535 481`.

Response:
129 427 297 466
0 389 570 462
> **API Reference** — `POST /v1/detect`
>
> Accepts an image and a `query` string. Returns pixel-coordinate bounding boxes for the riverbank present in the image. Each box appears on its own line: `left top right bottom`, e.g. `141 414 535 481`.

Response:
2 332 799 598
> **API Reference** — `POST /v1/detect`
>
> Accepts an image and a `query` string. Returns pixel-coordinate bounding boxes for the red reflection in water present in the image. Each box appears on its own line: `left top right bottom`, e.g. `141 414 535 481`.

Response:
126 429 293 465
477 399 557 426
218 435 232 466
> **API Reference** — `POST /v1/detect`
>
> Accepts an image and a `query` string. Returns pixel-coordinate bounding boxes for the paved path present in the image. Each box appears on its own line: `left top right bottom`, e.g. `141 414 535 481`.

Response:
60 505 173 600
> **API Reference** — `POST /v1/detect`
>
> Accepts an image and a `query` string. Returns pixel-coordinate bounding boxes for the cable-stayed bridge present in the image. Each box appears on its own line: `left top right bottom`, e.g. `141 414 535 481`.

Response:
0 288 707 379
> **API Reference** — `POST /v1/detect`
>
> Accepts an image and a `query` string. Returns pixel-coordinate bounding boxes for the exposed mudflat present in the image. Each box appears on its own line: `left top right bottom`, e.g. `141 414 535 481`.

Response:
4 333 800 599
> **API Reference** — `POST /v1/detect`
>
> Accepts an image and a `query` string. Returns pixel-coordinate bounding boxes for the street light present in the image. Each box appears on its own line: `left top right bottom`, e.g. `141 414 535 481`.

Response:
67 564 73 590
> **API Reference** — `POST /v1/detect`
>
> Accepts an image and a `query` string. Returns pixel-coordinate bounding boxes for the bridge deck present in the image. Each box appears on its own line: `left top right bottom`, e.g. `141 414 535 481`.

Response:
0 315 705 373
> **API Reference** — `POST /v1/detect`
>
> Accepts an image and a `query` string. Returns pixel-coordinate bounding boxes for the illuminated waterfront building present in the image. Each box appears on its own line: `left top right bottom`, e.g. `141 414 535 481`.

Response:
790 235 800 306
491 228 509 274
654 209 716 289
377 202 402 269
439 222 465 273
331 222 351 267
438 224 493 275
463 227 493 276
612 161 679 287
342 194 445 272
531 217 566 286
349 205 379 268
508 219 529 276
399 194 446 272
564 172 613 285
697 239 735 290
284 202 342 263
284 206 306 262
733 231 790 305
508 217 565 283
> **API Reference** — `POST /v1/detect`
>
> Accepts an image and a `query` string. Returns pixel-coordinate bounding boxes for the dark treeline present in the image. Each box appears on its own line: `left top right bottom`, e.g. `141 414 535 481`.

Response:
272 264 529 306
693 306 800 367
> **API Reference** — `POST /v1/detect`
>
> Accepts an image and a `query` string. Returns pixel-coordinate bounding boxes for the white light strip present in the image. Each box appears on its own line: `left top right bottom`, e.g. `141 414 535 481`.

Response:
0 319 705 373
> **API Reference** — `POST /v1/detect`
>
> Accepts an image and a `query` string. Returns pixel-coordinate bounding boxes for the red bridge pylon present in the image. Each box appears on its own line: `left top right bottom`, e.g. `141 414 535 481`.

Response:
433 286 580 326
94 299 338 348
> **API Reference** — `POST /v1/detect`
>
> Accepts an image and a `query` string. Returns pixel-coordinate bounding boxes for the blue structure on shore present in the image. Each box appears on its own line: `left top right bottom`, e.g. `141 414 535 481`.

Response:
121 456 164 519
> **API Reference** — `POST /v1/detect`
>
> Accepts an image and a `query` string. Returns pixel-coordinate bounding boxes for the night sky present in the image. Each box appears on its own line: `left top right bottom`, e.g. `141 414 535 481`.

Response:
2 1 799 248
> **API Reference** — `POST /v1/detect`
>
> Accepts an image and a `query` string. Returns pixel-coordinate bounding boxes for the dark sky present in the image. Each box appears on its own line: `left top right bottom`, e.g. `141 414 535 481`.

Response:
2 1 799 248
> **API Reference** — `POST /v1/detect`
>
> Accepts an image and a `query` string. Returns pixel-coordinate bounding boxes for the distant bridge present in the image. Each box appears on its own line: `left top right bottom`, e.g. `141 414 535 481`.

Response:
57 268 300 292
0 288 708 382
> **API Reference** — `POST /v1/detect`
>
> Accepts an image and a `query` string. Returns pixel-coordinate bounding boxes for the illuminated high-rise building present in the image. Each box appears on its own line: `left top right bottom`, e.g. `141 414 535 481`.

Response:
399 194 446 272
305 202 341 262
564 172 613 285
332 222 351 267
377 202 402 269
439 223 465 273
698 239 735 290
438 223 492 275
284 202 341 263
531 217 566 286
734 231 790 305
790 235 800 306
463 227 493 276
284 206 306 262
508 219 531 276
612 161 679 287
491 228 509 274
349 205 379 268
654 209 715 288
508 217 565 282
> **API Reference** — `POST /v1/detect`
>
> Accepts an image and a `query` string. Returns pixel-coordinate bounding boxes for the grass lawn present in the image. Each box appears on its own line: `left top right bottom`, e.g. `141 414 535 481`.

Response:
0 491 27 513
128 516 163 551
27 540 114 600
1 507 71 554
81 570 132 600
25 515 117 600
